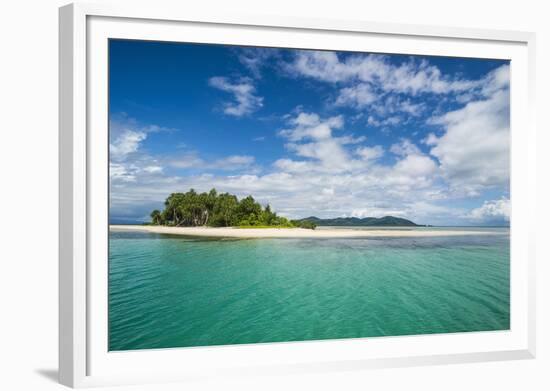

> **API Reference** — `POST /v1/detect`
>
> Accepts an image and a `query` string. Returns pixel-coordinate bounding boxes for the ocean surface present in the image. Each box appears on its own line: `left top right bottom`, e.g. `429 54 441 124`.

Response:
109 228 510 351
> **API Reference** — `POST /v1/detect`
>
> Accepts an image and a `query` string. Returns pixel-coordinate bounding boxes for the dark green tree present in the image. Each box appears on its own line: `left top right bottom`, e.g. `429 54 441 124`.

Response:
237 196 262 225
150 209 162 225
150 189 314 228
211 193 239 227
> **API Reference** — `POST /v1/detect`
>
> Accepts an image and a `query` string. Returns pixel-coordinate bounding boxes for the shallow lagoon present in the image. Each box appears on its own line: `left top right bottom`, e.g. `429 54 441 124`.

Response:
109 229 509 351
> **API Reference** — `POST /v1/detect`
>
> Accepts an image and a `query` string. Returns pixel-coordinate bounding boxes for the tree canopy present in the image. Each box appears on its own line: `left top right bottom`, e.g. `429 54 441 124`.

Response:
150 188 316 229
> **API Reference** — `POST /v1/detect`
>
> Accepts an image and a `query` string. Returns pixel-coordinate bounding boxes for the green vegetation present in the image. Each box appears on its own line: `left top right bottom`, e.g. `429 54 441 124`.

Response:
291 219 318 230
295 216 421 227
150 189 316 229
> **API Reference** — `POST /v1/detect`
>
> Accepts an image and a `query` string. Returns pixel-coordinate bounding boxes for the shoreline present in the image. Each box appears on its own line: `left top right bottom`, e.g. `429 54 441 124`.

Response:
109 225 506 239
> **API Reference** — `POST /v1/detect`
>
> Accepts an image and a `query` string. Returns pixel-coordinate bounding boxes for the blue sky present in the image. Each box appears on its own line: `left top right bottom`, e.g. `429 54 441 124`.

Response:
109 39 510 226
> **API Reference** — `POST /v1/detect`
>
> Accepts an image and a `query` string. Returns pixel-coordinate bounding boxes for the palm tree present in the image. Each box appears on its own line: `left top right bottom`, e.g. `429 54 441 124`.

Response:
150 210 162 225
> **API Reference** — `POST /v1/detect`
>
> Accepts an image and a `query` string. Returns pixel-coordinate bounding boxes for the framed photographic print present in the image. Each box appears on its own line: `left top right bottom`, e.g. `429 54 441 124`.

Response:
59 3 536 388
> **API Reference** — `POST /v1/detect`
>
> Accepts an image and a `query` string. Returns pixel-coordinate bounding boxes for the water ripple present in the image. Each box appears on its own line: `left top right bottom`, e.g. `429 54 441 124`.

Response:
108 230 510 350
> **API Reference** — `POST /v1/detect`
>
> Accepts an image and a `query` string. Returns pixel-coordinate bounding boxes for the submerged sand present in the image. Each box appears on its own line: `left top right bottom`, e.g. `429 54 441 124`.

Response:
109 225 504 239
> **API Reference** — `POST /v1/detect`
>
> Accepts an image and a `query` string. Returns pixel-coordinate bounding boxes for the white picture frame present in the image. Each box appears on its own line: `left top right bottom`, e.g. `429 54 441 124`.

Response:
59 2 537 388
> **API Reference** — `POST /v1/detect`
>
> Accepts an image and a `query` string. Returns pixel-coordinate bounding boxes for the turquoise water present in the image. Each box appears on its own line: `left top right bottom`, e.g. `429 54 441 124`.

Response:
109 229 510 351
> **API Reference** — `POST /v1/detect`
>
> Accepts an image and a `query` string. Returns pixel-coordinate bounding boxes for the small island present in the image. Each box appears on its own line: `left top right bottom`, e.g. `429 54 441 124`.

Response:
295 215 423 227
109 188 504 239
147 188 317 229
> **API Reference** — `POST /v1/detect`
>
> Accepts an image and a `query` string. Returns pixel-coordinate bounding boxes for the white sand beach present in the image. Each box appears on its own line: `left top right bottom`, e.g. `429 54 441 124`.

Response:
109 225 504 239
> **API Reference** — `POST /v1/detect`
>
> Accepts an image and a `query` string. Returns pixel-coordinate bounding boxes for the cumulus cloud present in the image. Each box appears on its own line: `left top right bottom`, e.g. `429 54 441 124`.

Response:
143 165 163 174
367 116 401 127
109 116 174 187
390 139 422 156
110 162 137 182
208 76 263 116
287 51 479 94
279 112 343 141
381 139 439 193
468 198 510 222
426 65 510 196
335 83 377 107
394 152 437 177
356 145 384 161
277 112 357 173
336 135 368 145
110 130 146 161
167 152 204 169
110 109 451 223
109 54 510 225
108 115 256 201
238 47 280 78
109 115 170 162
283 50 473 130
265 114 440 216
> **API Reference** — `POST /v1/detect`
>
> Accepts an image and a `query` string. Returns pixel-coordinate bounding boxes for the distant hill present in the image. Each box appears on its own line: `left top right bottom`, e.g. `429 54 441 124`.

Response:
296 216 423 227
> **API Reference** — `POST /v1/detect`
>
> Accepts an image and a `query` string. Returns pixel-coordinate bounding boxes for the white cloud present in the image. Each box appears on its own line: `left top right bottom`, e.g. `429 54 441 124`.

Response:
273 159 313 173
426 64 510 196
170 154 255 171
108 116 174 185
377 139 439 193
398 98 425 115
263 113 440 216
110 156 449 224
392 153 438 178
284 50 498 140
238 48 279 78
481 64 510 97
278 112 359 173
321 187 335 196
215 155 255 167
468 198 510 222
286 51 349 83
355 145 384 161
279 112 343 141
336 86 426 121
275 114 438 189
143 165 163 174
287 51 479 95
110 130 146 161
335 135 367 144
335 83 377 107
168 152 204 169
367 116 401 127
108 116 258 194
110 162 137 182
390 139 422 156
208 76 263 116
108 49 512 225
110 55 510 225
109 109 449 223
423 133 438 146
110 157 165 185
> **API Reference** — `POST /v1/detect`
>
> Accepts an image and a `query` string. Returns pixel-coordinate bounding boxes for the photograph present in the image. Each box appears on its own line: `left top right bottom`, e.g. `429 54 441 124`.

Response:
108 39 511 351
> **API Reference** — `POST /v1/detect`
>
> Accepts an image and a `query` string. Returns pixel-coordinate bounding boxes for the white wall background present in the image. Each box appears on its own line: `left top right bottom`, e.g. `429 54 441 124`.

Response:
0 0 547 390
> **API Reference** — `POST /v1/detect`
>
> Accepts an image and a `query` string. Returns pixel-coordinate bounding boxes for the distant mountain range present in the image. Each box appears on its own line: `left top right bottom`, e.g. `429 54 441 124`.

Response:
296 216 424 227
